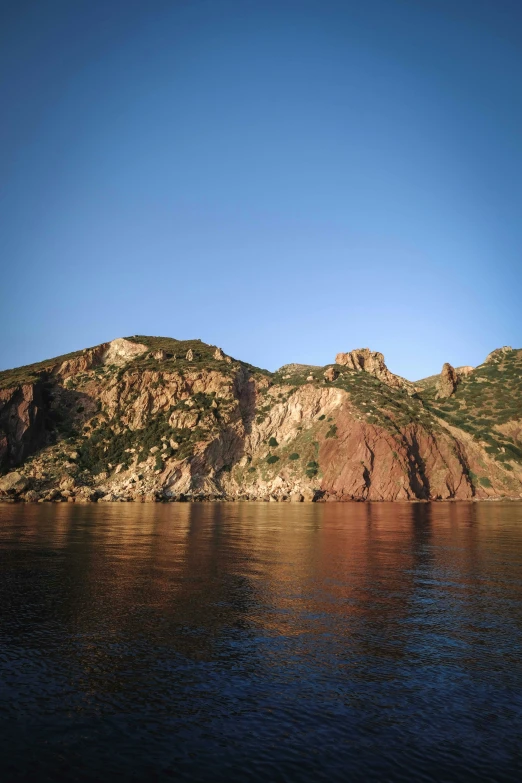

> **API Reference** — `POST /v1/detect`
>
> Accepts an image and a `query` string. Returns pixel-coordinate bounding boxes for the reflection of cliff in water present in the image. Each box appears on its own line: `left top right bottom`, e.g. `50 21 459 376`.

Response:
3 501 522 714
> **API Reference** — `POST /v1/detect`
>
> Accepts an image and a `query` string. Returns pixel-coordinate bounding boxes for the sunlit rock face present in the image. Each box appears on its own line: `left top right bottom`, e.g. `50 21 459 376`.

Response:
1 339 521 503
335 348 415 394
436 362 459 399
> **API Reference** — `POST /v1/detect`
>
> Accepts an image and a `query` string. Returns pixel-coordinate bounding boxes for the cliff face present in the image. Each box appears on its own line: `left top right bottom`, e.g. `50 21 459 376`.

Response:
0 381 47 468
1 337 521 503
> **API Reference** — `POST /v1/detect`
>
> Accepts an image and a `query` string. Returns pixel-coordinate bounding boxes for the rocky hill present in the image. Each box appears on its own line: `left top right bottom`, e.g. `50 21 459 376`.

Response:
0 337 521 503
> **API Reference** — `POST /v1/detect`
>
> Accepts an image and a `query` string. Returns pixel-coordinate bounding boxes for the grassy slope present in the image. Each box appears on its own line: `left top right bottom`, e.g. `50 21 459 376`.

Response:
0 335 270 391
271 363 443 436
124 336 270 377
0 348 88 390
419 349 522 468
272 353 522 472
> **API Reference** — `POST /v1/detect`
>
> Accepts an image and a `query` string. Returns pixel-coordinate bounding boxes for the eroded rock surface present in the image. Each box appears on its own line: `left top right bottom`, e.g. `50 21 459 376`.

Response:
1 338 521 503
335 348 415 393
436 362 459 399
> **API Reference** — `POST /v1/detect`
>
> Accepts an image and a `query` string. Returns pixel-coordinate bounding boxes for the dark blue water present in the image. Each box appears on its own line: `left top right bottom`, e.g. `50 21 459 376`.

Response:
1 502 522 782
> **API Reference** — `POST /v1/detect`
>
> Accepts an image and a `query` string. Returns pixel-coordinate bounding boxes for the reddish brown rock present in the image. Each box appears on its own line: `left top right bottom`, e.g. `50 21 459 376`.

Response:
0 337 520 503
318 409 473 501
436 363 459 399
335 348 415 393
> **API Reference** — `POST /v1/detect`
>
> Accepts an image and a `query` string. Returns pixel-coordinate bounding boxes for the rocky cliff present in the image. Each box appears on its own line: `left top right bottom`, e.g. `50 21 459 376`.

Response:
1 336 521 503
335 348 415 394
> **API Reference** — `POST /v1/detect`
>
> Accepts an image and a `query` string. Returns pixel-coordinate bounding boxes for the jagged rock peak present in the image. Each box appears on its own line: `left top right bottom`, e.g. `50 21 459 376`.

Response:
212 346 233 363
335 348 415 393
436 362 459 399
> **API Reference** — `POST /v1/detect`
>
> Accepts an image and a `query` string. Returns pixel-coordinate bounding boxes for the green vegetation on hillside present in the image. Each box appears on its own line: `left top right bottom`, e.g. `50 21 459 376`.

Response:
0 335 270 393
77 409 207 475
0 348 87 390
125 335 270 377
420 349 522 466
2 336 521 489
271 362 443 437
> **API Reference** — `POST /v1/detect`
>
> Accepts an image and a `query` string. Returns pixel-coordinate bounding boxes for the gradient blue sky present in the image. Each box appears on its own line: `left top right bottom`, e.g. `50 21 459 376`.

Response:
1 0 521 379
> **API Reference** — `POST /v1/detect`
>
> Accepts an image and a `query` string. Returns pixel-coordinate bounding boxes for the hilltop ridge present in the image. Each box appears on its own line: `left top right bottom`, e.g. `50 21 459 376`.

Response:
1 337 521 503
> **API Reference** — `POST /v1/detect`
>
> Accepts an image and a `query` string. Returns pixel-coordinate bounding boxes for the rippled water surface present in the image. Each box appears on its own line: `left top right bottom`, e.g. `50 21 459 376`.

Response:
1 502 522 781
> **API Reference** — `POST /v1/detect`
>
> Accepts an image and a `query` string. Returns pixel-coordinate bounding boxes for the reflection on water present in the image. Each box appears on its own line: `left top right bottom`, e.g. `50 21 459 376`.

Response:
1 502 522 781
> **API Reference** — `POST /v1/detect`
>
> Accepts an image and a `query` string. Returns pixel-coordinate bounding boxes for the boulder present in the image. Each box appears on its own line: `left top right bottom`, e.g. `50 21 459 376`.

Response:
22 490 40 502
0 471 30 496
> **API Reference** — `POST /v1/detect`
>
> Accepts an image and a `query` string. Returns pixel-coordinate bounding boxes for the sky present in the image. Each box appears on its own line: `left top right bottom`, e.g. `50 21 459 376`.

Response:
1 0 521 380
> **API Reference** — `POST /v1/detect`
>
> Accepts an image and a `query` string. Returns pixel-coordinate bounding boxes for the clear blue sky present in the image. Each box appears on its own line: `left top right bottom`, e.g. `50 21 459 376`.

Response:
1 0 521 380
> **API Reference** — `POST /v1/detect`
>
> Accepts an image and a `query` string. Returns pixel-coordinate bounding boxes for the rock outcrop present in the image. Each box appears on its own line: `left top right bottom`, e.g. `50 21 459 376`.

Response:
485 346 512 363
0 382 47 468
335 348 415 394
434 363 476 399
436 362 459 399
1 338 521 503
102 338 148 366
323 367 339 382
57 338 148 378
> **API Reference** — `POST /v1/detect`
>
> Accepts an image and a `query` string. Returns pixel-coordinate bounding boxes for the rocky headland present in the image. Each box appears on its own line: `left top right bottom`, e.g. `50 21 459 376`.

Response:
0 337 521 503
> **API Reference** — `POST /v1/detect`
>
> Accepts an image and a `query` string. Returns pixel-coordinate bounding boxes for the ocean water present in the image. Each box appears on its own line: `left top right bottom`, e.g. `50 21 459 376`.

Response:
0 501 521 782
